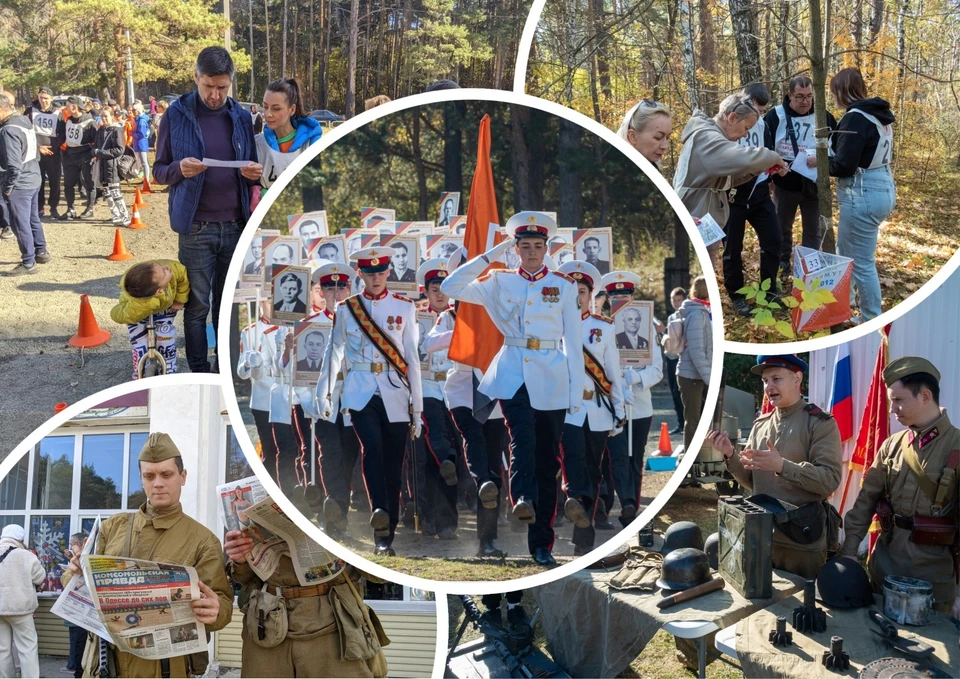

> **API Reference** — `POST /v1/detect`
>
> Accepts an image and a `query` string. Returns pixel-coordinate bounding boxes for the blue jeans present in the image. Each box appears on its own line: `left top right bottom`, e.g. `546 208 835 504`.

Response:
835 166 896 320
178 220 242 372
4 188 46 266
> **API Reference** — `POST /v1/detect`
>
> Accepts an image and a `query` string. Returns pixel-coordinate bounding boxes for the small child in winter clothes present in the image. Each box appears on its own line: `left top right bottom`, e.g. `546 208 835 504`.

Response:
93 107 130 226
111 260 189 378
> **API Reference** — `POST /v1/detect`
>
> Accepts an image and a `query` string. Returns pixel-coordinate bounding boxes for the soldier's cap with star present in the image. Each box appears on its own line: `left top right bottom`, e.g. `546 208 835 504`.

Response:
599 270 642 296
138 433 183 463
558 260 601 290
349 246 397 274
416 258 450 287
314 261 358 287
504 211 557 241
750 354 808 375
882 356 940 387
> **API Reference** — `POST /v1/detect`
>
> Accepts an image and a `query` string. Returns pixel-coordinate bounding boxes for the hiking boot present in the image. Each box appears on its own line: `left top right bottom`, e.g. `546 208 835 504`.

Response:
732 297 752 317
8 263 38 276
35 251 52 264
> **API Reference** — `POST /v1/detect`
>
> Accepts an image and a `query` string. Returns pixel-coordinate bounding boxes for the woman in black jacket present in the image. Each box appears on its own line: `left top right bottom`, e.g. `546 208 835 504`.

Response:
93 107 129 227
829 68 896 322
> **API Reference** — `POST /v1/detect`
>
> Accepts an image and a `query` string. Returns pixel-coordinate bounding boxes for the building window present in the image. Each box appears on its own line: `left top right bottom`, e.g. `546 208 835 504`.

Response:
32 436 74 510
127 432 149 508
80 434 124 510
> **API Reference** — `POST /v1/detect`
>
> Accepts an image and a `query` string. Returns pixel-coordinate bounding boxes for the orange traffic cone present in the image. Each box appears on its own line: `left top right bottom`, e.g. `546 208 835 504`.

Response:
141 177 152 194
128 206 147 230
133 187 146 209
107 228 134 261
69 294 111 348
656 421 674 456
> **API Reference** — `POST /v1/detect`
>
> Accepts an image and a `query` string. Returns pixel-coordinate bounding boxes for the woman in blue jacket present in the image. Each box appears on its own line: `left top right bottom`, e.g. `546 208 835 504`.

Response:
132 101 152 183
255 78 323 191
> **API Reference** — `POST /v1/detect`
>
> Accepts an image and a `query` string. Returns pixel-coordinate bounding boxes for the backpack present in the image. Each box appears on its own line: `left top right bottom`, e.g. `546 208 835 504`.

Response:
117 146 140 181
662 315 686 355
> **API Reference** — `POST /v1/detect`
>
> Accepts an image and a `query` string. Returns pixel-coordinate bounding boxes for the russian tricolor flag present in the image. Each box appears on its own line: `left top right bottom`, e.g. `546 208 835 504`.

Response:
829 344 854 441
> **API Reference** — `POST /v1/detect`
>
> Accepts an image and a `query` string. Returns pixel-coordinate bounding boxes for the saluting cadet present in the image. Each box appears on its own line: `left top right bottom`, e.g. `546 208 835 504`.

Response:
312 262 363 538
599 270 664 525
26 87 61 219
840 357 958 614
414 257 461 539
56 96 97 219
441 211 584 567
318 247 423 556
556 260 625 556
708 355 842 578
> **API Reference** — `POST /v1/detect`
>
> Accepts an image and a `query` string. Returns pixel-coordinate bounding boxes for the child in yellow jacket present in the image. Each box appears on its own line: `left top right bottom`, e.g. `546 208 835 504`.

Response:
111 259 189 379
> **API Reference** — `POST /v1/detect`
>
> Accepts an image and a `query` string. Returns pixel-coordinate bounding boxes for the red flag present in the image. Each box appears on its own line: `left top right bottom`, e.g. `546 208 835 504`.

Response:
837 324 892 554
448 115 503 370
760 393 774 415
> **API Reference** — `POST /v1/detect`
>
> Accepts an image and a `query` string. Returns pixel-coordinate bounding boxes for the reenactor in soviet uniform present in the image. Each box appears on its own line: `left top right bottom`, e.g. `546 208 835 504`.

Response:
64 434 233 678
708 355 842 579
441 211 584 567
223 529 388 677
840 357 959 615
317 246 423 556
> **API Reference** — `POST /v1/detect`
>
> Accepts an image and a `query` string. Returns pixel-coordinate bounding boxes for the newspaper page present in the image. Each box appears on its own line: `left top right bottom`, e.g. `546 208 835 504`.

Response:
51 518 113 640
217 475 344 586
81 555 206 660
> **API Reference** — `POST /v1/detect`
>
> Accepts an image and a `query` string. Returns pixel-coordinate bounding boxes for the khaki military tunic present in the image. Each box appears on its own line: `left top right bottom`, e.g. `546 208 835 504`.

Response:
726 399 843 578
68 503 234 678
231 557 387 678
841 411 959 605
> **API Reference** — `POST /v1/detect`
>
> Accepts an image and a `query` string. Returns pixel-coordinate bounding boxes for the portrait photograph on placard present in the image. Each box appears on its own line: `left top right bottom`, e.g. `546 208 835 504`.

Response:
430 234 463 262
293 319 332 386
573 228 612 275
552 244 574 266
548 227 574 250
360 206 395 229
416 312 436 369
381 235 420 296
241 234 265 283
270 265 311 323
288 211 330 241
437 192 460 227
261 235 302 293
611 298 654 366
448 215 467 236
395 221 435 236
305 235 346 264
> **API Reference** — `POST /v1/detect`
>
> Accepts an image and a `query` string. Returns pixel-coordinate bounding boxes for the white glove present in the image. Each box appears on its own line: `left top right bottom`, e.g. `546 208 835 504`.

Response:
321 396 334 420
486 237 516 263
623 387 636 407
413 415 423 439
624 367 642 388
567 404 581 416
611 424 624 438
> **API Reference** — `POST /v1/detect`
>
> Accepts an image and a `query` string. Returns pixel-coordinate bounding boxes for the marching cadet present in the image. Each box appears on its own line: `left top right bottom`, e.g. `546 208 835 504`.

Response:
441 212 584 567
597 271 664 525
56 96 97 219
415 257 460 539
425 250 508 558
223 527 389 677
707 355 842 578
312 262 363 538
840 357 959 615
318 247 423 556
557 260 626 556
64 434 233 678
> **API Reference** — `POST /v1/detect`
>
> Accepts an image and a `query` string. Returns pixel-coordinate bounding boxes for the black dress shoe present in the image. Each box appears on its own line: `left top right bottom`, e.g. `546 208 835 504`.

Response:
620 502 637 523
373 539 395 557
573 544 591 557
564 497 591 529
512 500 535 524
369 508 391 536
477 480 499 509
438 526 458 540
439 459 458 486
323 497 344 525
532 547 557 567
477 539 504 558
595 518 616 530
670 425 683 435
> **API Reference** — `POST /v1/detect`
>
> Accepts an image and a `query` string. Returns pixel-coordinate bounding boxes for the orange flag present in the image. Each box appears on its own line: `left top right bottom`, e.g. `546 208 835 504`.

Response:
448 114 504 370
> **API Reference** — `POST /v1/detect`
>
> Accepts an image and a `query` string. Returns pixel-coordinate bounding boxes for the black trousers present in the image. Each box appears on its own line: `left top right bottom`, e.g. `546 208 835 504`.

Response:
724 190 782 297
774 184 820 265
451 406 505 542
665 357 684 424
499 384 565 554
271 405 309 494
68 625 86 676
561 421 610 549
38 151 62 213
351 396 409 543
315 412 361 518
419 398 459 531
62 156 94 212
607 416 653 521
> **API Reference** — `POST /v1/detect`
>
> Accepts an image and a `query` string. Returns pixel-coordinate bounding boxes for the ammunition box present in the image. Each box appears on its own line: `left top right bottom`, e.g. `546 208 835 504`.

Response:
718 495 774 599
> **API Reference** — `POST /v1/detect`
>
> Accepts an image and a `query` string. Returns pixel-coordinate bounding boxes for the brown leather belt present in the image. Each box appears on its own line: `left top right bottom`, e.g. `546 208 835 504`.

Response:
583 389 595 400
264 574 357 599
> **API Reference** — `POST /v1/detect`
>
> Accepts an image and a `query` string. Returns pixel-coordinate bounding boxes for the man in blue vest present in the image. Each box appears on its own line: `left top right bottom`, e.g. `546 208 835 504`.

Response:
153 46 263 373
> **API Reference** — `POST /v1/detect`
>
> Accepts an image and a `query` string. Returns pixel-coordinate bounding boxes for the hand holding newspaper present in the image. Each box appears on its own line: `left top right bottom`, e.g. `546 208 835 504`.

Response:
217 475 344 586
51 517 111 640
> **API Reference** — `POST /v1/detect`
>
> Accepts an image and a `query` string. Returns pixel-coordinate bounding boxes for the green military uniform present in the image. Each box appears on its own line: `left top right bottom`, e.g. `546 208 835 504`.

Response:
726 398 843 578
231 558 388 678
840 358 958 610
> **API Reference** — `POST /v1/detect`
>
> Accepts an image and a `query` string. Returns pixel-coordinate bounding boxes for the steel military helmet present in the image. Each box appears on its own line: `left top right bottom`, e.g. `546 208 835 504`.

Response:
704 532 719 571
816 557 875 608
661 521 704 556
655 548 712 591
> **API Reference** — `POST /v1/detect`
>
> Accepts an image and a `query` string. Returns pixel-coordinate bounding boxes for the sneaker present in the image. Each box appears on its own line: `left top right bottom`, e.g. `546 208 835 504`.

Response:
80 208 95 219
732 297 752 317
8 263 38 276
111 216 126 227
35 251 51 264
0 227 13 240
49 209 60 220
38 207 46 217
58 209 75 221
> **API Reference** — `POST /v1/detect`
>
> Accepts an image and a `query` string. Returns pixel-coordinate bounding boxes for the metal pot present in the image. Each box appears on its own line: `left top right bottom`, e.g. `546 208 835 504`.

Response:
882 575 934 626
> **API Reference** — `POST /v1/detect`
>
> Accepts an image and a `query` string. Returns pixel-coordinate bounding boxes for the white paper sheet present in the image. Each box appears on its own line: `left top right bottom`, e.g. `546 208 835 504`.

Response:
695 213 725 247
790 151 818 182
201 158 251 168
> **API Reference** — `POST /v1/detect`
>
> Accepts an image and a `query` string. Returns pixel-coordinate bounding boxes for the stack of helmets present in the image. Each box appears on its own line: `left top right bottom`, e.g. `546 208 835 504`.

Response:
658 521 711 591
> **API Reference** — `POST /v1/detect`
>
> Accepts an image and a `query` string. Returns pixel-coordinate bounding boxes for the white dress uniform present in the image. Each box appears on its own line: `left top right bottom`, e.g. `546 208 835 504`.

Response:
565 310 625 432
623 339 664 420
237 318 283 413
420 309 454 404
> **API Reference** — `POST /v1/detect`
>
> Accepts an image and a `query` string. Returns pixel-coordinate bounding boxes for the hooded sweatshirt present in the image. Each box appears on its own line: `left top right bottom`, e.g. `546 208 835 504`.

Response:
0 536 45 616
111 259 190 325
673 110 781 228
764 96 837 193
676 298 712 383
829 97 895 178
0 114 41 193
254 115 323 188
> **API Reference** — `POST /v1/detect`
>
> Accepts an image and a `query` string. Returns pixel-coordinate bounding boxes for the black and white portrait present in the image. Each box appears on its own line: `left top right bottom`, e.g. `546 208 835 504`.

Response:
290 211 329 241
574 228 612 275
613 300 654 366
437 192 460 227
554 246 574 266
271 265 310 322
241 236 264 283
306 235 345 264
361 207 395 230
382 236 420 296
451 216 467 236
433 236 463 262
416 312 436 369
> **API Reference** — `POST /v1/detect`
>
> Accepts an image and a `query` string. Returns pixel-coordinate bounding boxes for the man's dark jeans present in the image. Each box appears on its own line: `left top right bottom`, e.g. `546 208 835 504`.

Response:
178 219 242 372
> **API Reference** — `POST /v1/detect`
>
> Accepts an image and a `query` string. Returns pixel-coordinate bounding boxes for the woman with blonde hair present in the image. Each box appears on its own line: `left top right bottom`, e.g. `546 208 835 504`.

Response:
131 100 152 182
616 98 672 166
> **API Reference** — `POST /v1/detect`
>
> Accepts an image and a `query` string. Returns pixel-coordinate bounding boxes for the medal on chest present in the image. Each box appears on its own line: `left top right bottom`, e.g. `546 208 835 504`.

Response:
589 327 602 343
541 286 559 304
386 315 402 332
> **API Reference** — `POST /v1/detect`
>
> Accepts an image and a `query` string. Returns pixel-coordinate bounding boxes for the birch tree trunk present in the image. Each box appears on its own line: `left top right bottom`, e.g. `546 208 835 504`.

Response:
679 0 700 110
281 0 288 76
808 0 835 253
730 0 762 85
345 0 359 117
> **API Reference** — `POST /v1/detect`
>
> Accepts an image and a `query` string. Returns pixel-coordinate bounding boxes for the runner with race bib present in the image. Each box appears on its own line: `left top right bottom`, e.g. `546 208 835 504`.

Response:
57 96 97 220
829 67 897 323
26 86 62 219
253 77 322 195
